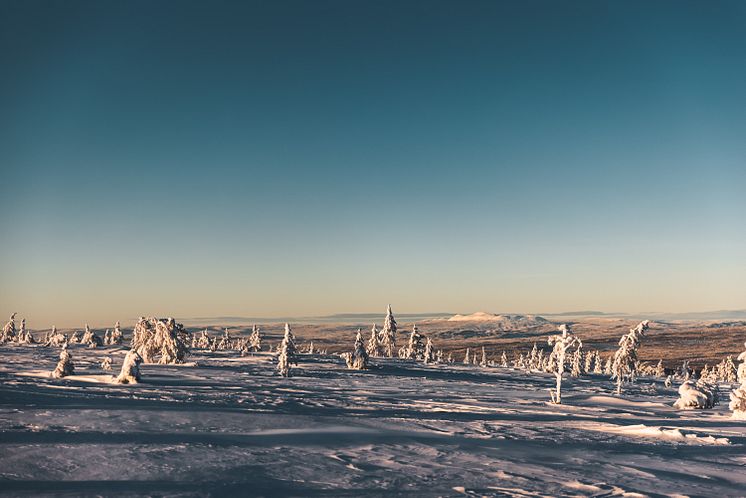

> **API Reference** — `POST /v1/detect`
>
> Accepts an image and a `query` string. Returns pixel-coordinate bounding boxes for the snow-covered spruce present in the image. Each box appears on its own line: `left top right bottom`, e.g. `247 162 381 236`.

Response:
82 324 102 348
480 346 487 367
729 341 746 419
45 326 66 347
218 328 231 350
69 330 81 344
1 312 16 342
366 323 382 357
673 379 719 410
17 318 35 344
248 325 262 352
110 321 124 345
114 350 143 384
570 345 583 378
51 346 75 378
463 348 471 365
718 356 738 383
547 324 582 404
131 317 189 364
378 304 397 358
101 356 112 371
500 351 509 368
423 338 435 364
276 323 298 377
402 324 425 360
343 329 369 370
610 320 649 395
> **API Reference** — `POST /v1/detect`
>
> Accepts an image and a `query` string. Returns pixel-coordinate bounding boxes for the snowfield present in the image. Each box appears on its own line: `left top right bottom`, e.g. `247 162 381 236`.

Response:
1 342 746 497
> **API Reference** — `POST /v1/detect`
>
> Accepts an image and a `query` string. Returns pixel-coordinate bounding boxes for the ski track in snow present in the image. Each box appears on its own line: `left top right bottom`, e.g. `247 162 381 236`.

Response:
1 344 745 497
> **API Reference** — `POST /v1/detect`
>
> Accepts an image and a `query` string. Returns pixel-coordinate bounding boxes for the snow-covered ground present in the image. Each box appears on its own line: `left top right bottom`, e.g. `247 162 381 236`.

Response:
1 343 745 497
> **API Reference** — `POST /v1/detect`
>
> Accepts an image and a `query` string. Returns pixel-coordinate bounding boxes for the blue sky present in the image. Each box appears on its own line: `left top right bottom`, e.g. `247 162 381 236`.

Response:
1 0 745 326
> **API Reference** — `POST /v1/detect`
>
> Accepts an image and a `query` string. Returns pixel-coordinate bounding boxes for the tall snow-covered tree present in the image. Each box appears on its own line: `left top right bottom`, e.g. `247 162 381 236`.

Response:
479 346 487 367
571 346 583 378
248 325 262 352
463 348 471 365
729 341 746 419
131 317 189 364
547 324 582 404
379 305 397 358
51 346 75 378
366 323 383 357
114 350 143 384
403 324 425 360
1 313 16 342
610 320 649 395
276 323 297 377
584 350 594 373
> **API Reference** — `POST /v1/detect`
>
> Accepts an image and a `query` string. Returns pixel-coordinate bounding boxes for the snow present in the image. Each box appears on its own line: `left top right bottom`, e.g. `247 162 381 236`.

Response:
1 341 745 496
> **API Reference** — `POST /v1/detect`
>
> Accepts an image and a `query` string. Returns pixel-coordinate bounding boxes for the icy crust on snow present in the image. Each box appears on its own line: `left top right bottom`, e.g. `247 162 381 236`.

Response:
1 343 745 496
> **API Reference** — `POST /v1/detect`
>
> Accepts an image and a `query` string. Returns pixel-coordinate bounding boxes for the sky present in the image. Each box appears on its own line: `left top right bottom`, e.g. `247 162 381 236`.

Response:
1 0 745 327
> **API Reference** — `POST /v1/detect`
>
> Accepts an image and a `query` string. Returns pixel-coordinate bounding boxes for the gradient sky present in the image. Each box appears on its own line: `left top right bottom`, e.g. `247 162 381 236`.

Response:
1 0 745 327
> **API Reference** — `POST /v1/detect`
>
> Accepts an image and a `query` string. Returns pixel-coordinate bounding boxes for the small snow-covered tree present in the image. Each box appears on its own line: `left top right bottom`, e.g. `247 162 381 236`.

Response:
248 325 262 352
674 379 718 410
51 346 75 378
655 359 665 378
718 356 738 383
447 352 453 363
103 329 112 345
423 338 435 364
110 321 124 345
463 348 471 365
571 346 583 378
218 328 231 350
344 329 369 370
500 351 508 367
69 330 81 344
403 324 425 360
665 375 673 388
276 323 297 377
101 356 112 371
114 350 142 384
18 318 35 344
584 350 594 373
678 360 692 380
366 323 382 357
131 317 189 364
379 305 397 358
593 351 603 374
479 346 487 367
1 313 17 342
528 343 539 370
729 341 746 419
82 324 102 348
45 326 66 347
547 324 582 404
610 320 649 395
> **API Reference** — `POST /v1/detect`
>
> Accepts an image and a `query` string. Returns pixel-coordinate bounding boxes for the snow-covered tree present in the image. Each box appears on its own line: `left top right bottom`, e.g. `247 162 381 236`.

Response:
729 341 746 419
500 351 508 368
218 328 231 350
82 324 102 348
655 359 665 378
276 323 297 377
463 348 471 365
248 325 262 352
674 379 718 410
678 360 692 381
51 346 75 378
547 324 582 404
403 324 425 360
17 318 35 344
447 352 453 363
584 350 594 373
131 317 189 364
610 320 649 395
101 356 112 371
1 312 16 342
103 329 112 345
45 326 66 347
423 338 435 364
528 343 539 370
570 346 583 378
379 305 397 358
718 356 738 383
344 329 369 370
366 323 382 357
69 330 81 344
110 321 124 345
114 350 142 384
479 346 487 367
593 351 603 374
665 375 673 388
